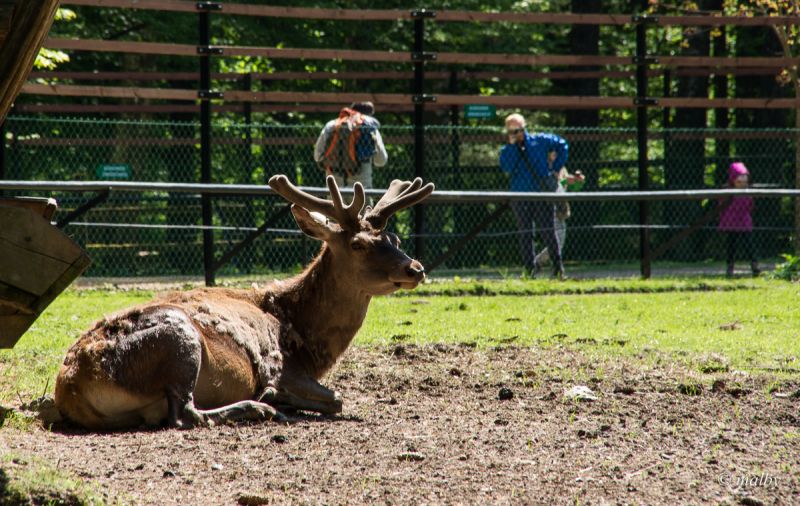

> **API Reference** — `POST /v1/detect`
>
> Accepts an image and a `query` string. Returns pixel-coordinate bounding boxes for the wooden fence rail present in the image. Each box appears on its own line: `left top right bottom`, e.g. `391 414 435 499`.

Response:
43 38 800 69
26 68 782 83
18 83 800 109
59 0 800 26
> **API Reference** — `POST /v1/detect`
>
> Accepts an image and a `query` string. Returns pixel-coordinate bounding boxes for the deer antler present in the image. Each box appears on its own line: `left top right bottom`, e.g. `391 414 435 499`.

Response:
269 175 365 232
365 178 435 230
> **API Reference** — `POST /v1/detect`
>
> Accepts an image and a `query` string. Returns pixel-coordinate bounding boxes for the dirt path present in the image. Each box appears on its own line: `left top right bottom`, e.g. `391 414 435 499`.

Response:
2 346 799 505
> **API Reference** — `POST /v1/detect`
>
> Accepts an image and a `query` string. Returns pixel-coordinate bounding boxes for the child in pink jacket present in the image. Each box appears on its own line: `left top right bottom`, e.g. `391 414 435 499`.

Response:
719 162 760 277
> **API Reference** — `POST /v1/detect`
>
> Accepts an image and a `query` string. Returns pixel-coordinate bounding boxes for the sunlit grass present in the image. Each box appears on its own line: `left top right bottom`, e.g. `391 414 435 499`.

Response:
0 452 106 505
1 278 798 405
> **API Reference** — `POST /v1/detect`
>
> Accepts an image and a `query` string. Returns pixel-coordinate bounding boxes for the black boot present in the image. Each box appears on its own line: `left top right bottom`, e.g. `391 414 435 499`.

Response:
751 261 761 277
552 261 567 280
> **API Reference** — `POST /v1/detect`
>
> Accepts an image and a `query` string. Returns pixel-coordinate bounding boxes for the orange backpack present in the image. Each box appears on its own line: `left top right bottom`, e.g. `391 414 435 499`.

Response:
320 108 376 177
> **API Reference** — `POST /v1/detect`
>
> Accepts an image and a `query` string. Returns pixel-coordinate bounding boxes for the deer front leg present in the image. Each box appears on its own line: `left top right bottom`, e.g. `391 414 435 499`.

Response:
194 400 286 425
261 374 343 415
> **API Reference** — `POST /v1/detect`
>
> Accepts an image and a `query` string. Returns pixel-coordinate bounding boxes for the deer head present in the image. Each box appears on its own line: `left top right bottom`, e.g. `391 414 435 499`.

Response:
268 175 434 296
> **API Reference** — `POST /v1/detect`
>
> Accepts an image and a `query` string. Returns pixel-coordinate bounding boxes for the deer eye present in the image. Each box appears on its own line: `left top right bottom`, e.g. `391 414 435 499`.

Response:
350 241 365 251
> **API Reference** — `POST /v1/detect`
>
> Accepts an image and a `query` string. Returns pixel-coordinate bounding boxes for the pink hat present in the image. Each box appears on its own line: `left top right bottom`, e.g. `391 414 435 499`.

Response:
728 162 749 184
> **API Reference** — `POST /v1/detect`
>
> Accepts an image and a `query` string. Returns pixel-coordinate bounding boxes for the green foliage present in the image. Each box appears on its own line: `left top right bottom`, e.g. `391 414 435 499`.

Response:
770 253 800 281
33 9 74 69
33 48 70 70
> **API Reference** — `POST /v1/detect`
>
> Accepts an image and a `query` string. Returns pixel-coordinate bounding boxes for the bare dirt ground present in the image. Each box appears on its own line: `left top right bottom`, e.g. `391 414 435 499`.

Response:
2 345 799 505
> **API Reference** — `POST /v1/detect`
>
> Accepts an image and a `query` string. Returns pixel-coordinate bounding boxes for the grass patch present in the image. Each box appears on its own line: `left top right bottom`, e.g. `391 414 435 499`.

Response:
406 276 761 297
0 453 105 505
360 278 800 372
1 278 798 408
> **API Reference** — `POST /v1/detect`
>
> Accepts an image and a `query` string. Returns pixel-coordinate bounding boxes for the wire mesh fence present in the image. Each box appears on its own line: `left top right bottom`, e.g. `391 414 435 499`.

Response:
2 115 797 278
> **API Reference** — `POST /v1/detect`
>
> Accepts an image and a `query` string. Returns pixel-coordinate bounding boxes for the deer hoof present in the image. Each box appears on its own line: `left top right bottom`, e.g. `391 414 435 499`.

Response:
173 406 212 430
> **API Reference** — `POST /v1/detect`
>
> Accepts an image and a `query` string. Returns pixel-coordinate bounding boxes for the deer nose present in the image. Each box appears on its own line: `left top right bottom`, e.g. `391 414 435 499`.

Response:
406 261 425 279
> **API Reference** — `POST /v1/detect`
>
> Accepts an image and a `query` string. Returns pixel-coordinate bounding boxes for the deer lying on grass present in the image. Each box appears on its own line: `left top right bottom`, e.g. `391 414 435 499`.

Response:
54 175 434 430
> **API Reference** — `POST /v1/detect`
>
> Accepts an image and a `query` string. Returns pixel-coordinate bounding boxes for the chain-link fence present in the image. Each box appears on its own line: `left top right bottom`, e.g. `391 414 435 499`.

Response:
2 115 797 277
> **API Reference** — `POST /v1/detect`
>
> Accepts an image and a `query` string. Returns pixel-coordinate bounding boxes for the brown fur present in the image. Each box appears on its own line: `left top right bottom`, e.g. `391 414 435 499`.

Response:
54 176 434 430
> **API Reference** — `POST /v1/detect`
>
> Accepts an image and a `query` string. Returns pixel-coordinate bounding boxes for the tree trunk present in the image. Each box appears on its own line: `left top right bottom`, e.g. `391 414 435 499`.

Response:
563 0 601 262
795 99 800 254
0 0 60 123
664 2 711 260
565 0 600 182
736 24 791 259
774 25 800 255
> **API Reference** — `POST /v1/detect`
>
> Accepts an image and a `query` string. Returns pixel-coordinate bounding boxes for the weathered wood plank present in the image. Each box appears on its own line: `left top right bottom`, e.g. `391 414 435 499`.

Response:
31 252 91 315
0 239 71 295
0 197 57 220
0 3 15 44
0 280 37 314
0 314 36 348
0 205 84 263
0 0 61 123
0 202 91 348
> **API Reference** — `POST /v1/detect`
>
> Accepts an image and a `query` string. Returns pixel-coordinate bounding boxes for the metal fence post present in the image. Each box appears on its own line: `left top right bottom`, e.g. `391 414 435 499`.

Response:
411 8 436 259
243 72 253 164
448 70 461 186
634 12 657 279
198 2 222 286
0 120 5 189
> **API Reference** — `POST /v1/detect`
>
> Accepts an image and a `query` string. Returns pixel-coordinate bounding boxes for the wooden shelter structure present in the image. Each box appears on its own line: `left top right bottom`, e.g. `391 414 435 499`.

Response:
0 0 91 348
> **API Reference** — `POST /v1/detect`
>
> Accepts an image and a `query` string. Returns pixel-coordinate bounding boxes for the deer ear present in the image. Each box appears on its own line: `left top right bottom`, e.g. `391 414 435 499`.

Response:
290 205 336 241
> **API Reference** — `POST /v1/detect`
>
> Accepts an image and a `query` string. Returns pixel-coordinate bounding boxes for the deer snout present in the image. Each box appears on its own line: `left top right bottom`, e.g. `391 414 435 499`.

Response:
390 259 425 289
405 261 425 281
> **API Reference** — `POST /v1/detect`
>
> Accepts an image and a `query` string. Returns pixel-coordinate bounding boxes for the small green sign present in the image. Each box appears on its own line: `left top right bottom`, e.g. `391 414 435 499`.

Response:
96 164 131 180
464 104 496 119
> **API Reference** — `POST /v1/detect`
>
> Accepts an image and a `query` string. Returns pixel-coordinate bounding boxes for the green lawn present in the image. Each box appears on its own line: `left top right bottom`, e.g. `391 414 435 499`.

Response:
1 278 798 405
364 278 799 372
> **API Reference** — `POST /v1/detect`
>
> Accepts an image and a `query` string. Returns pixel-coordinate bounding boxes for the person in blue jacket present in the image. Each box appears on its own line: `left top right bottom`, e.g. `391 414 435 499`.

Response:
499 113 569 278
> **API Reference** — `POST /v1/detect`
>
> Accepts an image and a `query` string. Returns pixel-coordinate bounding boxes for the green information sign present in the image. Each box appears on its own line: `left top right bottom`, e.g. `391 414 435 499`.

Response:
96 164 132 180
464 104 496 119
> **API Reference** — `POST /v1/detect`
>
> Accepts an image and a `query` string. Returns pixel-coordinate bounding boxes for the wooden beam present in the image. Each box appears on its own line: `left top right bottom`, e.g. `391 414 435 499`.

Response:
434 53 628 66
17 84 800 110
45 38 198 56
44 38 800 69
14 103 203 113
656 14 800 26
660 55 800 68
20 82 198 100
58 1 800 26
10 130 799 149
61 0 197 13
29 70 216 81
0 0 61 123
27 68 782 87
659 97 800 108
27 67 783 83
0 1 15 43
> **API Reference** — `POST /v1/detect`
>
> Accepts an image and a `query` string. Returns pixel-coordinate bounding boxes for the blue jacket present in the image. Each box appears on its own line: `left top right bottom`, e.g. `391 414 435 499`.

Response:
499 132 569 192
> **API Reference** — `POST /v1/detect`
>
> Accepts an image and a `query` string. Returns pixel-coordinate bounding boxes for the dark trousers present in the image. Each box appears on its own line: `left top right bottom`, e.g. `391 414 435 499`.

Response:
510 201 563 274
724 231 757 265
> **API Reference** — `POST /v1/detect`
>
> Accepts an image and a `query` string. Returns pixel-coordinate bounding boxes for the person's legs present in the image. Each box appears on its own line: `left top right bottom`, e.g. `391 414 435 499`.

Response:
742 231 760 275
510 201 536 274
555 217 567 254
725 231 738 277
533 218 566 267
532 201 564 277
